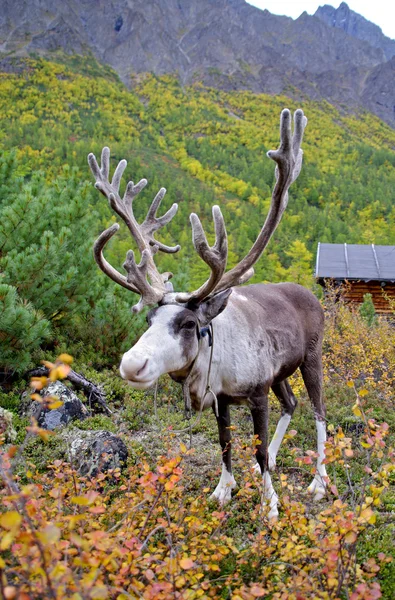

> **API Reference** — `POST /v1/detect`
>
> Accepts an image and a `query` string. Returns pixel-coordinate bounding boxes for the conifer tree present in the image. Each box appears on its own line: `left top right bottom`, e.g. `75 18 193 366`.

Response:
359 293 378 327
0 283 51 372
0 151 140 372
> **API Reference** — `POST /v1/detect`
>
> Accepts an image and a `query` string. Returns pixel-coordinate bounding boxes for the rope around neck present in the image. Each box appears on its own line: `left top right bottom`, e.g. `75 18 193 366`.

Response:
183 322 218 418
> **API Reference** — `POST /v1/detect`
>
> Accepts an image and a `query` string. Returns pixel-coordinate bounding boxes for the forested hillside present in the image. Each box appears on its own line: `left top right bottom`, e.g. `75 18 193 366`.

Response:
0 56 395 599
3 0 395 126
1 56 395 368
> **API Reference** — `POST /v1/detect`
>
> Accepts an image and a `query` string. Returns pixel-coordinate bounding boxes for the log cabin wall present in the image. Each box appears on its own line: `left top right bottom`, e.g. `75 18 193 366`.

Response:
315 244 395 316
340 281 395 315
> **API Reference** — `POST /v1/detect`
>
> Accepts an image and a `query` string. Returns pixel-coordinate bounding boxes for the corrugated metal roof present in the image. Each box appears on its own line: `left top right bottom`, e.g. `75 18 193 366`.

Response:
315 243 395 281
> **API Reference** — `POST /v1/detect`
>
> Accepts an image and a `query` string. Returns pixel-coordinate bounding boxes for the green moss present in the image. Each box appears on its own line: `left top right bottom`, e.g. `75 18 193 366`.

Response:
16 433 67 473
358 523 395 599
13 415 30 444
75 414 117 433
0 391 20 414
0 391 30 443
71 364 140 406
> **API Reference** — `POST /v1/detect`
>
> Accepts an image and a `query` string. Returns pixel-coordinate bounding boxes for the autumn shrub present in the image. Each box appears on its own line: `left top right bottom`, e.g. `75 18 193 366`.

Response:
0 358 394 599
322 288 395 403
0 418 393 599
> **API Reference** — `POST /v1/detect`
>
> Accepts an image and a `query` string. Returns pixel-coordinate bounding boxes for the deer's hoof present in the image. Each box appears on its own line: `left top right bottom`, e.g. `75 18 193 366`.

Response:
307 477 326 502
210 480 236 506
267 506 279 521
253 457 276 473
268 452 276 471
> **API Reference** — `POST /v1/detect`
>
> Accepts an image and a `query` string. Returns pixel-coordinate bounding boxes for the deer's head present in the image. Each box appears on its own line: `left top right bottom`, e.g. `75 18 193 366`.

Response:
88 109 307 389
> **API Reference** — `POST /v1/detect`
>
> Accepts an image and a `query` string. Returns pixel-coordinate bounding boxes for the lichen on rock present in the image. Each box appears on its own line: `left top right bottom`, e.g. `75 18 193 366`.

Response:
0 407 17 443
63 429 128 477
21 381 89 431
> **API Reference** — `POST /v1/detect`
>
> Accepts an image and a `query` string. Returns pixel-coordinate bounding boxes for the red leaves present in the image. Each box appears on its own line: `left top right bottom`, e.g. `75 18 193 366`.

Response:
0 441 388 600
351 582 382 600
179 557 195 570
249 583 266 597
0 349 391 600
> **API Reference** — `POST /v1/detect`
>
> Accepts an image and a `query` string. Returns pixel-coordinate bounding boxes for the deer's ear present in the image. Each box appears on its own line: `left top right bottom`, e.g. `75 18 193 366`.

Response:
195 289 232 326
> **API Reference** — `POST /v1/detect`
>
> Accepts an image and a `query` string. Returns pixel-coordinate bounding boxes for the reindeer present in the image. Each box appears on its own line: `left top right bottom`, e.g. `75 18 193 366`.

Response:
88 109 327 519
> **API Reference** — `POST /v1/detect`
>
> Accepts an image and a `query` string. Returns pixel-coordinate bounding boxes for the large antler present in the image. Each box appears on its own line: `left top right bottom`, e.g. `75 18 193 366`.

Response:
88 147 180 313
176 206 228 303
176 108 307 304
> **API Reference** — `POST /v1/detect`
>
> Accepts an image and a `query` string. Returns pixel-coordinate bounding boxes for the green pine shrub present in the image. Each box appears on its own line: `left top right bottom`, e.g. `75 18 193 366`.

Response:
0 283 51 372
0 151 141 373
359 292 378 327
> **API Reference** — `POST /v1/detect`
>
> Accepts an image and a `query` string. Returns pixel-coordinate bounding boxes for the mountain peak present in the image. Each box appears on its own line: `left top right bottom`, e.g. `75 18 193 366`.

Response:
0 0 394 127
315 3 395 61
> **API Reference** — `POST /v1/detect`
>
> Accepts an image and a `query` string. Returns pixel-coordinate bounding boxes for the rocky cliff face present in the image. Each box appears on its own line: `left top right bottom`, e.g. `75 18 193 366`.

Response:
362 57 395 125
1 0 394 127
315 2 395 61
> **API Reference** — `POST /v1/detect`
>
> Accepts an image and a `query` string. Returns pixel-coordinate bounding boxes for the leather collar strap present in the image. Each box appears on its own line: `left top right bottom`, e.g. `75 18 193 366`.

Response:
182 321 218 420
199 326 213 347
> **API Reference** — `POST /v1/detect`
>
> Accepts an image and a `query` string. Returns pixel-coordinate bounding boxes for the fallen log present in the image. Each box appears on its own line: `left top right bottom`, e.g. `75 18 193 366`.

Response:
25 367 112 415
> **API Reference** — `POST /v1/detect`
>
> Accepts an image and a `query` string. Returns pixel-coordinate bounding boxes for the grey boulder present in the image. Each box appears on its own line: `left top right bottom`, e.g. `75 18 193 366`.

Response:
65 429 128 477
23 381 89 430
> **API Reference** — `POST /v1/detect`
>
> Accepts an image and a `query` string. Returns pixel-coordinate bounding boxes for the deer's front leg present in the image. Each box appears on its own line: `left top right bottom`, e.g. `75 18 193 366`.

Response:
251 393 279 520
211 400 236 505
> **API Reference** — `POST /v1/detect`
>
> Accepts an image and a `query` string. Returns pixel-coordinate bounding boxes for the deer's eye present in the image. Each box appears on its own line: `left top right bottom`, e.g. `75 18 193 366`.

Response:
181 321 196 330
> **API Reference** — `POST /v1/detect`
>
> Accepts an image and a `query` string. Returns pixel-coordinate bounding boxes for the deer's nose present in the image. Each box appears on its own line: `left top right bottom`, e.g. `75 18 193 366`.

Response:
120 354 149 381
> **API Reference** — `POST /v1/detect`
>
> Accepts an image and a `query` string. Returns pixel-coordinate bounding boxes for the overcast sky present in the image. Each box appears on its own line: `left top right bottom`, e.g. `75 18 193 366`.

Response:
246 1 395 40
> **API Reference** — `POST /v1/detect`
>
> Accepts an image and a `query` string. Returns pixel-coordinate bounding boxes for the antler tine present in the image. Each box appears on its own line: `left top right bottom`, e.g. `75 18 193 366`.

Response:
141 187 181 254
123 249 165 313
176 205 227 303
89 147 181 311
93 224 140 294
290 108 307 183
88 148 149 254
214 108 307 294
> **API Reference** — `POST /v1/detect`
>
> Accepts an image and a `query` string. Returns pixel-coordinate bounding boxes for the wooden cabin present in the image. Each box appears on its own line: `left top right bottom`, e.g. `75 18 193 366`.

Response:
315 243 395 315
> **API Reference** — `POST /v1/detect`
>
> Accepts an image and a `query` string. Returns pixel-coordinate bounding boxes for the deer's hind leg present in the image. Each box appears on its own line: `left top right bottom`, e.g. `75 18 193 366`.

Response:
267 379 298 471
300 343 328 501
250 389 279 520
